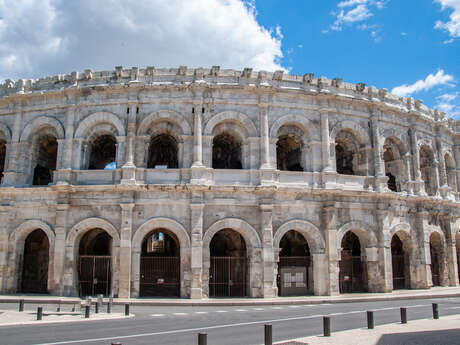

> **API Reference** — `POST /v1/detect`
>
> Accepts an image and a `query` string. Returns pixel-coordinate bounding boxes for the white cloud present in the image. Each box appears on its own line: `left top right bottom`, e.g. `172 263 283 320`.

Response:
434 0 460 38
436 92 460 118
0 0 285 80
327 0 386 33
391 69 455 97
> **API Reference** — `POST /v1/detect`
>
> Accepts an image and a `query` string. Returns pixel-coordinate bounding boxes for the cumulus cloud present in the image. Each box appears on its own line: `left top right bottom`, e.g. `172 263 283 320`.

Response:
436 92 460 118
434 0 460 38
391 69 455 97
0 0 285 80
326 0 387 32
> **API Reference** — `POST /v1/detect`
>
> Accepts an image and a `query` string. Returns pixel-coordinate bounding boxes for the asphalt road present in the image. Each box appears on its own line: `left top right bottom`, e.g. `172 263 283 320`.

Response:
1 297 460 345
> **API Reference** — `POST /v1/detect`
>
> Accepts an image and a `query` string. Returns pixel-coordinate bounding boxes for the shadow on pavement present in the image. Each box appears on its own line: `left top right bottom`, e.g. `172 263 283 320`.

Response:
377 329 460 345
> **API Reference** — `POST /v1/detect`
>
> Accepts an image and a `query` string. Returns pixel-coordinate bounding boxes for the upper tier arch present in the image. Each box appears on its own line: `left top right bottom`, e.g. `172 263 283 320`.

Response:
269 114 320 142
204 111 258 137
74 112 125 138
20 116 65 142
137 110 192 136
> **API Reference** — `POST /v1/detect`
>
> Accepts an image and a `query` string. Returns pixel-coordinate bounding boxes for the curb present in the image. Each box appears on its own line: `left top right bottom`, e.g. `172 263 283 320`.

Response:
1 289 460 307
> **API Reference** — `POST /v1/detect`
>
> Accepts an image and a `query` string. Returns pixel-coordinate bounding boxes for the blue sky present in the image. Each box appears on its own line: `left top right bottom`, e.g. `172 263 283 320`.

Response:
0 0 458 117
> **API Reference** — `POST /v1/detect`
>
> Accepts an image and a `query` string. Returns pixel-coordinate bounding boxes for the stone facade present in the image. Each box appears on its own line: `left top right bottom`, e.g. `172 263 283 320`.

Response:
0 66 460 299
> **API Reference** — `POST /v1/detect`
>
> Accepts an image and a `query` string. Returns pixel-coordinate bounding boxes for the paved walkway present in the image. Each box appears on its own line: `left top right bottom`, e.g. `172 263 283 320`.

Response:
289 314 460 345
1 286 460 306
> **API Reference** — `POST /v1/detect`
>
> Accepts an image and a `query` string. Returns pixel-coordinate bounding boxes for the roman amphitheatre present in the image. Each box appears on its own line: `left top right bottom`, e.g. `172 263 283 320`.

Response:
0 66 458 299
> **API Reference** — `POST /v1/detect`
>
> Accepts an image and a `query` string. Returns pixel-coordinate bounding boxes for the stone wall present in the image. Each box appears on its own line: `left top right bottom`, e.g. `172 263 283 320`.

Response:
0 67 459 298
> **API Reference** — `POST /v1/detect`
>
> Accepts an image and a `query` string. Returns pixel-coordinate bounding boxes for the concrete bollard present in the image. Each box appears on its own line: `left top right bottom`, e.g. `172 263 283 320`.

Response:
367 311 374 329
400 307 407 324
432 303 439 319
85 305 90 318
37 306 43 321
264 324 272 345
323 316 331 337
124 304 130 316
19 299 24 312
198 333 207 345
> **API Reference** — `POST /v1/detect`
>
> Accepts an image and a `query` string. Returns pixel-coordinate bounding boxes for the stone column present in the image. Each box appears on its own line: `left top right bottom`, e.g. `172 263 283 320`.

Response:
322 203 339 295
376 208 392 292
2 105 23 186
119 203 134 298
190 202 204 298
437 137 448 188
192 110 203 167
454 145 460 195
259 104 271 169
0 205 9 290
320 107 332 172
55 106 76 184
121 106 136 184
432 160 441 196
260 204 276 298
312 252 328 295
52 198 69 295
413 209 430 288
409 128 424 195
371 113 387 192
443 217 459 286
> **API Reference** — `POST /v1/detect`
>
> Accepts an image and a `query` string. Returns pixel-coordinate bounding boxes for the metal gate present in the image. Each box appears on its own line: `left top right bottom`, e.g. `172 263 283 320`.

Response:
277 256 311 295
210 256 247 297
339 255 367 293
21 253 48 293
78 255 111 297
392 254 405 289
140 256 180 297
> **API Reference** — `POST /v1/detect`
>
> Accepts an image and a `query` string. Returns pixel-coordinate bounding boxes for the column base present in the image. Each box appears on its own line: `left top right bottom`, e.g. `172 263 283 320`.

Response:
374 175 389 192
190 288 203 299
190 166 210 184
259 168 276 186
121 165 137 184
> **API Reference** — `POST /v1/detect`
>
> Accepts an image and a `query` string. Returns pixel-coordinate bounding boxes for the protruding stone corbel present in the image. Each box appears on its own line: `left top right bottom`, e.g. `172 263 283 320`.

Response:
178 66 187 76
415 99 423 110
332 78 342 87
241 67 253 78
115 66 123 78
356 82 366 92
272 70 284 81
146 66 155 76
194 68 205 79
210 66 220 76
131 67 139 81
84 69 93 80
303 73 314 84
378 88 387 98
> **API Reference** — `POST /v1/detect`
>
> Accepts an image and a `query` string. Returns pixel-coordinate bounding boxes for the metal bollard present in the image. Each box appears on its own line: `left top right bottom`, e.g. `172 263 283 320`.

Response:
111 343 121 345
367 311 374 329
85 305 90 318
37 306 43 321
19 299 24 312
107 299 112 314
432 303 439 319
323 316 331 337
71 304 76 312
400 307 407 324
57 301 61 312
95 302 99 314
264 324 272 345
198 333 207 345
124 303 130 316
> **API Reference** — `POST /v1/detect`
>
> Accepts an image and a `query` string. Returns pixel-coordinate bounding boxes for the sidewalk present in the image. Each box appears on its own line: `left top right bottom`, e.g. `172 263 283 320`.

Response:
1 287 460 306
288 314 460 345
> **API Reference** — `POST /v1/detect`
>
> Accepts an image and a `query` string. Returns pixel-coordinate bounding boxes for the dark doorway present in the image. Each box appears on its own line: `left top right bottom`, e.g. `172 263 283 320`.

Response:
339 231 366 293
33 135 57 185
0 139 6 183
78 229 112 297
391 235 408 289
430 233 442 287
140 229 180 297
277 230 311 296
335 143 354 175
212 133 242 169
276 135 303 171
147 134 178 169
21 229 49 293
209 229 247 297
88 135 116 170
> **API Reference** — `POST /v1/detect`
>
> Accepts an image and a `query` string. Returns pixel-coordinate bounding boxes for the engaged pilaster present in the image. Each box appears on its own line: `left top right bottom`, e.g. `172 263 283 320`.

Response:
260 204 276 298
119 202 134 298
190 202 204 298
322 203 339 295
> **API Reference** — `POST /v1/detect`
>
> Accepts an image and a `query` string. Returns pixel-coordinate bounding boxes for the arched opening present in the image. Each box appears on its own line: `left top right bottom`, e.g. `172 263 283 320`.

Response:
33 135 57 185
147 134 178 169
277 230 311 296
339 231 366 293
445 153 456 191
212 133 242 169
276 135 303 171
0 139 6 183
140 229 180 297
420 146 436 196
429 232 443 287
383 138 406 192
335 130 361 175
391 234 410 289
21 229 49 293
78 229 112 297
209 229 247 297
88 135 117 170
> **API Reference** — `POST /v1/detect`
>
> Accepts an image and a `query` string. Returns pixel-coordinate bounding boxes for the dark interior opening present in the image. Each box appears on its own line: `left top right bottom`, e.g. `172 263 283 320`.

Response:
276 135 303 171
21 229 49 293
88 135 116 170
147 134 179 169
212 133 242 169
33 135 57 185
